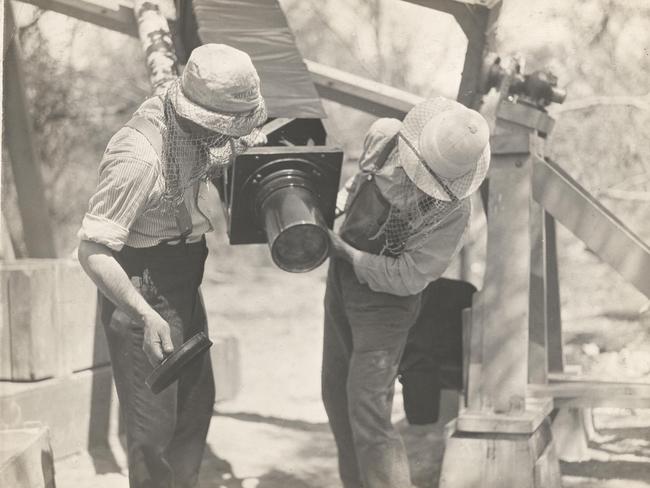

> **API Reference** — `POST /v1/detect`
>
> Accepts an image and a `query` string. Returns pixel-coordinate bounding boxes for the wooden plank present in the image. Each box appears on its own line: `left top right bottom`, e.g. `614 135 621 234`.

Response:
0 212 16 260
54 260 109 373
1 0 4 180
528 202 549 384
306 59 424 119
4 5 57 258
0 259 109 380
478 148 534 413
533 157 650 299
464 303 483 411
403 1 501 109
441 416 558 488
4 262 58 380
16 0 139 36
0 367 114 459
0 425 55 488
534 437 562 488
497 101 555 134
528 378 650 408
404 0 501 11
456 398 553 434
0 266 12 380
544 216 564 373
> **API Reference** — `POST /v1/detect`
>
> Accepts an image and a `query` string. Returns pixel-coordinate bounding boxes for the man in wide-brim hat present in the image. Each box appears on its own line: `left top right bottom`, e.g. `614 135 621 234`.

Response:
77 43 266 488
325 97 490 488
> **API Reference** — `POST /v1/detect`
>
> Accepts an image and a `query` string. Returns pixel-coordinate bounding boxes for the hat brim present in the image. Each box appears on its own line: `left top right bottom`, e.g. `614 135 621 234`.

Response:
168 80 267 137
398 98 490 201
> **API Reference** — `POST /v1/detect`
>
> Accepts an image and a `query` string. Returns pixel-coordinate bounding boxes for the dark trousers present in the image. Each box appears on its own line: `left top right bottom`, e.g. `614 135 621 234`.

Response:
100 240 215 488
322 258 421 488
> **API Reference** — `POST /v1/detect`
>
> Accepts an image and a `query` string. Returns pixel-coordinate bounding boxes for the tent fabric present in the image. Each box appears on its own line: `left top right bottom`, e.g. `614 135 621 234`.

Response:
192 0 326 119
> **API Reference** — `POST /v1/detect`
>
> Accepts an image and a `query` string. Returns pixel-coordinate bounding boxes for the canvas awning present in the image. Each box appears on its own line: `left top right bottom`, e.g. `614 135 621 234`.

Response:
191 0 326 119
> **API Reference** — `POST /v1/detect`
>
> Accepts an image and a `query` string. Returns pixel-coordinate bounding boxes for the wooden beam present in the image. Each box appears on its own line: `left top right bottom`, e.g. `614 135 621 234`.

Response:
1 0 4 185
4 4 57 258
529 377 650 408
404 0 500 9
402 0 502 109
545 216 564 373
533 157 650 299
15 0 140 36
306 59 424 119
528 202 549 385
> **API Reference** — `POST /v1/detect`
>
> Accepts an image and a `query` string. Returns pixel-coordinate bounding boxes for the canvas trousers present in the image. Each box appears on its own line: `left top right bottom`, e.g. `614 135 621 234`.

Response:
322 258 422 488
100 239 215 488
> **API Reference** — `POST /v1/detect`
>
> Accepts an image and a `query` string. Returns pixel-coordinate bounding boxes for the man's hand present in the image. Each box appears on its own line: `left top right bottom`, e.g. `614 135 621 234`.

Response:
78 240 176 367
328 229 362 264
142 312 174 366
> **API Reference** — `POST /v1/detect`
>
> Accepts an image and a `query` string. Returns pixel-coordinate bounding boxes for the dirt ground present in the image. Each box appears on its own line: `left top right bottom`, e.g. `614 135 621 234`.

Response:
54 226 650 487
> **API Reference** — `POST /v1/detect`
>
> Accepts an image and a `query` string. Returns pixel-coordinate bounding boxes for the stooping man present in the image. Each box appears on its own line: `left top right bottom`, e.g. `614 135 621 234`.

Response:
324 97 490 488
77 44 266 488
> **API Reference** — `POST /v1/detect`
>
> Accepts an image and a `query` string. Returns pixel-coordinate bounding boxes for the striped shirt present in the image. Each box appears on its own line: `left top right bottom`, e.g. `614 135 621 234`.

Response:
78 97 220 251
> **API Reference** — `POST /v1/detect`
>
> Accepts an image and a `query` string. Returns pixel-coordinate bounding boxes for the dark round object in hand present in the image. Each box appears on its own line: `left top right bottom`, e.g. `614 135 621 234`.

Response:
145 332 213 394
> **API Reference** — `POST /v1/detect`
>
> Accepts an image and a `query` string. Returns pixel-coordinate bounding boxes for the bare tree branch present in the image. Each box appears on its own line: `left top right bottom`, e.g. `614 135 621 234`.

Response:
552 95 650 114
602 189 650 202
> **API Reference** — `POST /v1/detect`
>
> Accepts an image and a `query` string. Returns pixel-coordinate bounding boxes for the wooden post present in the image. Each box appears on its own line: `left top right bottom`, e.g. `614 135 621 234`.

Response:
545 217 564 373
440 98 561 488
529 203 549 384
1 0 4 164
455 1 502 280
3 3 57 258
133 0 178 95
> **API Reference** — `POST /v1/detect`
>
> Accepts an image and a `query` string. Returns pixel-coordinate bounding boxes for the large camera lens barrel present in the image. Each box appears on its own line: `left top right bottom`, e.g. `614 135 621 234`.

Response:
256 169 330 273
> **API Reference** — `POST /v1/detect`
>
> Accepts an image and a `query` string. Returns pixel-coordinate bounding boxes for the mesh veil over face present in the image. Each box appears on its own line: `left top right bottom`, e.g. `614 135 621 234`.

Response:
371 159 462 256
143 89 261 213
158 96 235 210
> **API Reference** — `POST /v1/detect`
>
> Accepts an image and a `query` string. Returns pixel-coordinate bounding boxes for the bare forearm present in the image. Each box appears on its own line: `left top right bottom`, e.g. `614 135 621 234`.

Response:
77 240 157 324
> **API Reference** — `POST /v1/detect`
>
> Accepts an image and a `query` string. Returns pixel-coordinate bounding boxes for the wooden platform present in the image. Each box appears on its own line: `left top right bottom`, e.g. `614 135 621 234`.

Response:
0 424 55 488
0 367 114 459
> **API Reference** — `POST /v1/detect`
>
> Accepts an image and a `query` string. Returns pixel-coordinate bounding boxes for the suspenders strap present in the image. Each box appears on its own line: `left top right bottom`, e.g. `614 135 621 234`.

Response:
125 116 193 239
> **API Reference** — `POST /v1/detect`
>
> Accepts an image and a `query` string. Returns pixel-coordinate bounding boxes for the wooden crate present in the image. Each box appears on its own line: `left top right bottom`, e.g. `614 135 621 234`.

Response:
0 259 109 381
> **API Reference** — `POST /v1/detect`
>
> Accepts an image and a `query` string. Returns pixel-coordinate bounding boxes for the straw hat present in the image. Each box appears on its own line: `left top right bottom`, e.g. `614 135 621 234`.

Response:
399 97 490 201
168 43 267 137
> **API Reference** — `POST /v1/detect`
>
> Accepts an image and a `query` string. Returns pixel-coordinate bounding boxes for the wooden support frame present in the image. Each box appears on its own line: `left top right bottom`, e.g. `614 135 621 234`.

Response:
533 157 650 299
15 0 144 36
16 0 500 120
4 3 57 258
529 374 650 408
306 59 424 119
442 92 562 488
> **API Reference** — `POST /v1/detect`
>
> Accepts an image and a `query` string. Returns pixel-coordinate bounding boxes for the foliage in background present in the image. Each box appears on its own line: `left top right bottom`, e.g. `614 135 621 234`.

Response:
2 7 148 254
2 0 649 258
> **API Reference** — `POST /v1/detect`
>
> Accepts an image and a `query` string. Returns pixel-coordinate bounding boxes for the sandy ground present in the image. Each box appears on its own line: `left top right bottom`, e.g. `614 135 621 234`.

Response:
53 226 650 487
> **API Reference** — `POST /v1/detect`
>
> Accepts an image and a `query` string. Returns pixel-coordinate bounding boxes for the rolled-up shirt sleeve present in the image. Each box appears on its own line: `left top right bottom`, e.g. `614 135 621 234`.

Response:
351 202 471 296
78 156 157 251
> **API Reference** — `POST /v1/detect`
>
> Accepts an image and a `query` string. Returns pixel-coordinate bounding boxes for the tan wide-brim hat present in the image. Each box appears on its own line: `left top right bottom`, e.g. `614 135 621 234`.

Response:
399 97 490 201
169 43 268 137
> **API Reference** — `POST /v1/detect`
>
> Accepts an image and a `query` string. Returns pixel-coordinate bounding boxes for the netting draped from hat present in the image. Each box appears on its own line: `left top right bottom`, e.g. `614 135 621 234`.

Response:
144 90 261 213
373 170 461 256
357 147 462 257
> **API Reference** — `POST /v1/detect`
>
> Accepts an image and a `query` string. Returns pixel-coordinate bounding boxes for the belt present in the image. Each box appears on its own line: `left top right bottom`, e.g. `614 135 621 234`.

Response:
164 235 204 246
